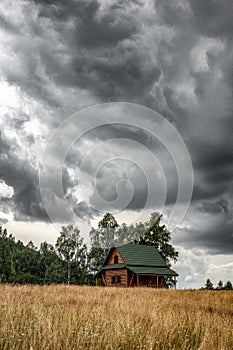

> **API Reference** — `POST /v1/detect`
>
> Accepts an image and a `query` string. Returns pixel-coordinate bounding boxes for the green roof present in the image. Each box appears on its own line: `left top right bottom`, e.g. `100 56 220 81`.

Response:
97 244 178 277
127 265 178 276
101 263 126 270
117 244 167 267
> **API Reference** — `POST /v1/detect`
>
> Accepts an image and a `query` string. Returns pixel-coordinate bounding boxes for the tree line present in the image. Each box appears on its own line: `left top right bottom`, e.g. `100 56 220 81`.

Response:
203 278 233 290
0 212 178 285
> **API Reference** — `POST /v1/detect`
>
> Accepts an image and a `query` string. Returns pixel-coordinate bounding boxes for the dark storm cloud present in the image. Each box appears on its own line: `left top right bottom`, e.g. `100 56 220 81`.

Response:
175 213 233 254
0 131 96 223
0 133 47 221
21 0 161 105
198 199 229 215
189 0 233 39
156 0 233 41
64 123 179 211
0 0 232 257
71 200 98 222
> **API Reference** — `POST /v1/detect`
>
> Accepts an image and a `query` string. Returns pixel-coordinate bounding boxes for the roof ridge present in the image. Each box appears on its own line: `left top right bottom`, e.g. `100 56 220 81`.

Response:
126 264 167 267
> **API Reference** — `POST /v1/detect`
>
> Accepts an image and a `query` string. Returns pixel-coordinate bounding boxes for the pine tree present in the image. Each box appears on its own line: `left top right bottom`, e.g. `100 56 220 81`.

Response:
205 278 214 290
224 280 233 290
216 280 223 290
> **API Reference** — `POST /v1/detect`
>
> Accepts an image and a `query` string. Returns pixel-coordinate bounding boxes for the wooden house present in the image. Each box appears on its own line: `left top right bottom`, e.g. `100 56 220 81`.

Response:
96 244 178 288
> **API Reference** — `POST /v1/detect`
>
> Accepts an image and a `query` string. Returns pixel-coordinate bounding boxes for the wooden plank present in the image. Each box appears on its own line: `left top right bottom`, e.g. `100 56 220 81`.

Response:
129 273 134 287
105 248 124 265
102 274 106 286
105 269 127 287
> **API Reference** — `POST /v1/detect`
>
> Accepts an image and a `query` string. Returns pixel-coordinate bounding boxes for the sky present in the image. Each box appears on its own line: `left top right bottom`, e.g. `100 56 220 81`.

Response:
0 0 232 288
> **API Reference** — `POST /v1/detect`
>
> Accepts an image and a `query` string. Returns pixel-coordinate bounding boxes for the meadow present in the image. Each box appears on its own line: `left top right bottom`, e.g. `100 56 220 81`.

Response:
0 285 232 350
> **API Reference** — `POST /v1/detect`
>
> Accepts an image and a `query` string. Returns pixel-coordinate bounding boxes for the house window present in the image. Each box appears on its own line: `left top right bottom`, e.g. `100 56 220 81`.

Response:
114 255 118 264
112 276 116 284
117 275 121 284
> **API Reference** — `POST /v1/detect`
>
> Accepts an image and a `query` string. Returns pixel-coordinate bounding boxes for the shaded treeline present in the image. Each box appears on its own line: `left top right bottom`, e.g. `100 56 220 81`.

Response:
203 278 233 291
0 212 178 285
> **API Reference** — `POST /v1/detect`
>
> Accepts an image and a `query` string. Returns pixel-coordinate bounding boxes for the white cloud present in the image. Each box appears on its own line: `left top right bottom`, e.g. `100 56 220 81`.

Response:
206 260 233 286
190 37 225 73
0 180 14 198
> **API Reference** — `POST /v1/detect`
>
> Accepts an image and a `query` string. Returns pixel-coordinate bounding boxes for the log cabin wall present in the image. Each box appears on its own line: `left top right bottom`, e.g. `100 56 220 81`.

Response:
105 269 128 287
127 270 137 287
105 248 124 265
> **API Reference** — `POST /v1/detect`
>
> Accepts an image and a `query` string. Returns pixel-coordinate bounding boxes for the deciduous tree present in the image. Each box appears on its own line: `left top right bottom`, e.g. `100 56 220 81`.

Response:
55 224 86 284
134 212 179 266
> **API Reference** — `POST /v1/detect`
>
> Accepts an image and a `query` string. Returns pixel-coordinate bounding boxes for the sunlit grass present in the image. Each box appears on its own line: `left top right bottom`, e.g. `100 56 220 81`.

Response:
0 285 232 349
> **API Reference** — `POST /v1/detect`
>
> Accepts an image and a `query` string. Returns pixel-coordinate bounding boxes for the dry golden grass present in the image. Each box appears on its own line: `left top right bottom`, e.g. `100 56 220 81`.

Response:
0 285 232 350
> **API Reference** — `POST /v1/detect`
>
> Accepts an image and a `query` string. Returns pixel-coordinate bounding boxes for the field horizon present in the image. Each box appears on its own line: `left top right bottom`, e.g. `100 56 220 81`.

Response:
0 284 232 349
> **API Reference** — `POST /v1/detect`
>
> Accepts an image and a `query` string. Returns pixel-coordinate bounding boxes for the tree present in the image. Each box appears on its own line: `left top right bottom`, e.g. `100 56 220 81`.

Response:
224 280 233 290
14 244 41 284
39 242 65 284
205 278 214 290
98 212 119 229
134 212 179 266
87 246 105 276
216 280 223 290
89 213 119 275
55 224 86 284
0 226 15 282
116 222 145 245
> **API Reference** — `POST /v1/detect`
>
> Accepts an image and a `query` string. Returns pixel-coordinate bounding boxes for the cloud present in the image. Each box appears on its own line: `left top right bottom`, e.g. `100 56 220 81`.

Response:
174 246 233 289
0 180 14 199
0 0 232 264
173 246 209 289
174 205 233 254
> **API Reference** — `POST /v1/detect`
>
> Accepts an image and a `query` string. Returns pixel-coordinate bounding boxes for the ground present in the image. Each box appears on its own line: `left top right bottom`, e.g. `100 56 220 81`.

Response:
0 285 232 349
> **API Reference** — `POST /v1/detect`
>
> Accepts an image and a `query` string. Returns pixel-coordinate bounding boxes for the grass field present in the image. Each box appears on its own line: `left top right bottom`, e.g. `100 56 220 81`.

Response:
0 285 232 350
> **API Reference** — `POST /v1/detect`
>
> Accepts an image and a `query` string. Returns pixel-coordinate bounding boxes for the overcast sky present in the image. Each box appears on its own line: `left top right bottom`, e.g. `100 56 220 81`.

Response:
0 0 232 288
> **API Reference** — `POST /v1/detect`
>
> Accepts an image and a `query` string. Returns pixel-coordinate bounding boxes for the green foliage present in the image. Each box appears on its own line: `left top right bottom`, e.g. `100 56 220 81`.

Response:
0 212 182 287
88 212 179 290
89 213 120 274
224 280 233 290
216 280 223 290
0 226 13 282
88 213 144 275
205 279 214 290
87 246 105 275
55 225 87 284
0 224 88 285
39 242 66 284
203 279 233 290
116 222 145 245
134 212 179 266
98 212 119 229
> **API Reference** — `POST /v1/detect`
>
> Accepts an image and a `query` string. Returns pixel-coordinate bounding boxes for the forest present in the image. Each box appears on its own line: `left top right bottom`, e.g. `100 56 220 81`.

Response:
0 212 232 289
0 212 179 285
